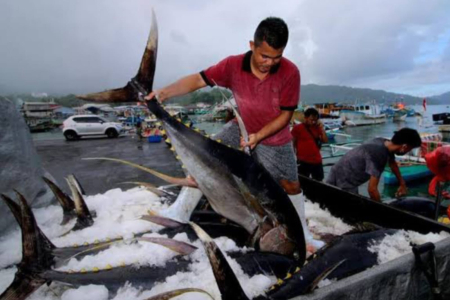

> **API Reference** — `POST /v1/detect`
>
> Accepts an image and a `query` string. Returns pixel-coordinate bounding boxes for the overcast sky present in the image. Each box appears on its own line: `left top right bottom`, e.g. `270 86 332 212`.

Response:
1 0 449 97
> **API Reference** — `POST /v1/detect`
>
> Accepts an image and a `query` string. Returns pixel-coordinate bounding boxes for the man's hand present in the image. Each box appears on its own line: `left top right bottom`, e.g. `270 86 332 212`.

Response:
241 133 260 150
395 184 408 198
144 90 165 102
317 120 324 129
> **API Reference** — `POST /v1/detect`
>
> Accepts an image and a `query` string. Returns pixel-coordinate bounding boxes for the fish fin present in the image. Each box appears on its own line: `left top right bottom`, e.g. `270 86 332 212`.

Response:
54 241 117 268
0 272 47 300
143 288 213 300
76 10 157 102
120 181 166 197
0 192 53 299
68 173 87 195
190 222 250 300
345 222 383 235
305 259 346 293
77 84 134 103
2 193 56 251
83 157 198 187
42 177 76 225
148 209 158 216
66 175 94 231
140 215 185 228
133 9 158 92
138 237 197 255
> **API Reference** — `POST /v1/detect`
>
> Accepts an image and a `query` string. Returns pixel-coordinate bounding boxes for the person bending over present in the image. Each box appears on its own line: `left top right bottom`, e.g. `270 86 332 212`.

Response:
326 128 422 202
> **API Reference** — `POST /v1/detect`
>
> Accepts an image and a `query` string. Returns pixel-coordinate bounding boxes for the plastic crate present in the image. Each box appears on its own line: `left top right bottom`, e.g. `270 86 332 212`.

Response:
148 135 162 143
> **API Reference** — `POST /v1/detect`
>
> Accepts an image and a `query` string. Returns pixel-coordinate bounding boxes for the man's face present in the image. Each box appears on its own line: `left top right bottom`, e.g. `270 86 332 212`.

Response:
250 41 284 74
395 144 414 156
304 115 319 127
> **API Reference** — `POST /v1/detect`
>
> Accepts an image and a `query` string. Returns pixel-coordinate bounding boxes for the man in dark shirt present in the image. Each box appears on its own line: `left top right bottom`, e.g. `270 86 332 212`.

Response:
326 128 422 202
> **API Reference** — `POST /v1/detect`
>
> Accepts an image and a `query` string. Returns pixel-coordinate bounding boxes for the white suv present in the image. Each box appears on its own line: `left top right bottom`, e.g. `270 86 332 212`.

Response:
62 115 124 141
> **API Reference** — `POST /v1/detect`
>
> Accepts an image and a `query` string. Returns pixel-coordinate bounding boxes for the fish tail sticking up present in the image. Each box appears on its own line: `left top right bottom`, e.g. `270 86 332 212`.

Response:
66 175 94 231
190 222 253 300
1 193 56 254
68 173 87 196
76 9 158 103
0 193 54 300
42 177 76 225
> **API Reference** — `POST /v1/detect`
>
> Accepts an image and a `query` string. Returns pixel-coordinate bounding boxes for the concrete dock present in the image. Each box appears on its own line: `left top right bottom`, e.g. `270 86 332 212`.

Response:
35 135 184 195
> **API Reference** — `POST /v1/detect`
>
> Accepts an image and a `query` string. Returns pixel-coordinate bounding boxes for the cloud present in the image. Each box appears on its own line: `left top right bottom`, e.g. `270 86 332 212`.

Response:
0 0 449 96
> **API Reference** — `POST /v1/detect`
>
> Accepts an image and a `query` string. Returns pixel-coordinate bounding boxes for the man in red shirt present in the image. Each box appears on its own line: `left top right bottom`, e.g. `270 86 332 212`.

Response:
146 17 324 250
292 108 328 181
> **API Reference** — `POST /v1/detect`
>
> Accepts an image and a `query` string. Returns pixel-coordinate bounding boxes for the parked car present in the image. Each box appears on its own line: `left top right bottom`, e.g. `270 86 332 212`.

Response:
62 115 124 141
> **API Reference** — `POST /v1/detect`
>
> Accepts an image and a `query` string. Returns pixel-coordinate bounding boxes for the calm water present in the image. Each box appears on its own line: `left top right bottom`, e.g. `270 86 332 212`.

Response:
33 105 450 200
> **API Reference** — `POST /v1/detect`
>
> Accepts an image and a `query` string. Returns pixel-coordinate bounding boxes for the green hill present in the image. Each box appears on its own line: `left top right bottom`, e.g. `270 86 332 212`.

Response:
300 84 427 105
429 91 450 104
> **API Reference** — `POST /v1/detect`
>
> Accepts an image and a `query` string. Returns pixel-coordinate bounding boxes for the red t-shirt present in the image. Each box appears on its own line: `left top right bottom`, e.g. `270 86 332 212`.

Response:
201 51 300 146
291 123 322 164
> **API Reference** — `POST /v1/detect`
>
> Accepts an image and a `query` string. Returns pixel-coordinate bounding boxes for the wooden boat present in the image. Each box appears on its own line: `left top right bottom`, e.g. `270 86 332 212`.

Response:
340 103 387 126
300 175 450 233
393 113 407 122
383 162 432 185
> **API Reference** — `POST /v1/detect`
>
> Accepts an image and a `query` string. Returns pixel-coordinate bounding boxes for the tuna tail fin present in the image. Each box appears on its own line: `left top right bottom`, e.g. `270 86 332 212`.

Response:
76 84 134 103
304 259 346 293
190 222 250 300
1 193 56 252
0 192 53 300
76 9 157 102
143 288 213 300
42 177 76 225
66 175 94 231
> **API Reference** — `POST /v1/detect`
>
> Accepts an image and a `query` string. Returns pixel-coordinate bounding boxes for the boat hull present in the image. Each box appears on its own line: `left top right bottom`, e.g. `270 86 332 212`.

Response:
383 164 433 185
299 175 450 234
340 111 386 126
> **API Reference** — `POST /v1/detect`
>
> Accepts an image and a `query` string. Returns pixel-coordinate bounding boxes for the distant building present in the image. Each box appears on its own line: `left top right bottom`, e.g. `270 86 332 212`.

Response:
20 102 54 131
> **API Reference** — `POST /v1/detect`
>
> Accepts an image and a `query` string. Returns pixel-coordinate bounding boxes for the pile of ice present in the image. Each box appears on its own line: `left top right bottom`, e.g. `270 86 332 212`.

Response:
0 186 449 299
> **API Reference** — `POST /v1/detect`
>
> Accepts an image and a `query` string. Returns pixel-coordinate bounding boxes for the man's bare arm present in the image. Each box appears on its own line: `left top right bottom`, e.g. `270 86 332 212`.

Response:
145 73 207 102
243 110 294 148
368 176 381 202
388 159 408 197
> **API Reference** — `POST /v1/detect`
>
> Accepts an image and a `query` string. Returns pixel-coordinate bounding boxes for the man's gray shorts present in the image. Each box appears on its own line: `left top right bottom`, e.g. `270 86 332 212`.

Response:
214 122 298 183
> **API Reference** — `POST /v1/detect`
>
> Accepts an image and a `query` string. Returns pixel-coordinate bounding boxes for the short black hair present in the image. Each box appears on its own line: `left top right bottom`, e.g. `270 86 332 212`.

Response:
392 128 422 148
304 108 319 118
254 17 289 49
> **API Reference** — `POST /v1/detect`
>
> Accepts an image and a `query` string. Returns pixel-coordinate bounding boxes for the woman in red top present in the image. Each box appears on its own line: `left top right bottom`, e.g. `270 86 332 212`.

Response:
292 108 328 181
